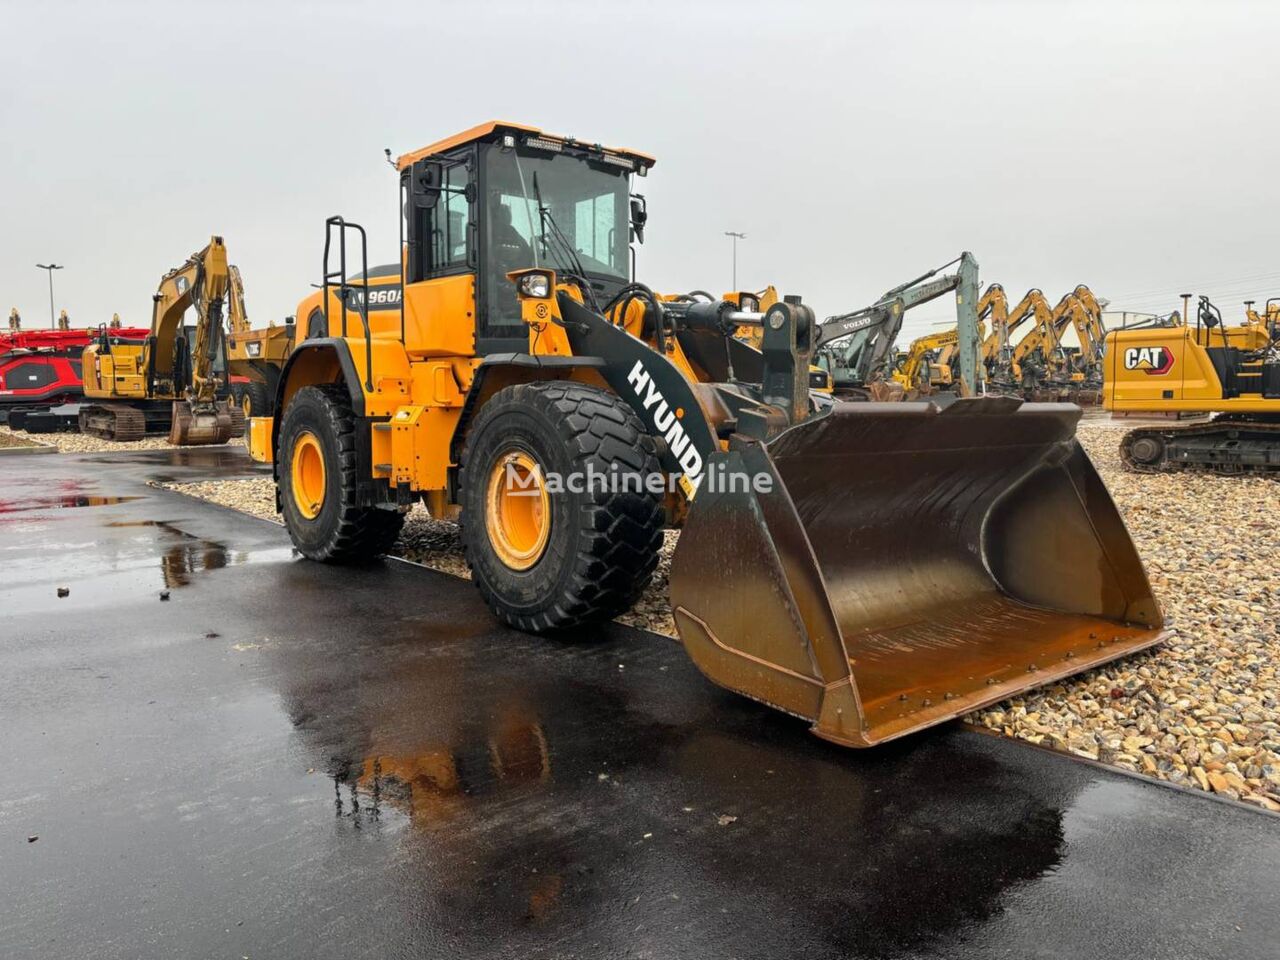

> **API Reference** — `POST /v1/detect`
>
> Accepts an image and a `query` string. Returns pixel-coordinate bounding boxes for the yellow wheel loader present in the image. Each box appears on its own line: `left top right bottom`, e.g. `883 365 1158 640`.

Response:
258 121 1166 747
1105 295 1280 473
80 236 244 443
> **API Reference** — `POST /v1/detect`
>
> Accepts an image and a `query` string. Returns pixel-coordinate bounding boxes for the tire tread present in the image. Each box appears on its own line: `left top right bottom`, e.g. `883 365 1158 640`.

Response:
460 382 664 632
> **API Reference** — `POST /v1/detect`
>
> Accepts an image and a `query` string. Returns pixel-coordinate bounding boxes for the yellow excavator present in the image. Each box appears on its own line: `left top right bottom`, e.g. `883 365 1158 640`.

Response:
894 323 987 396
1005 292 1092 399
80 236 244 443
980 285 1051 390
974 284 1105 402
251 121 1165 747
1106 295 1280 472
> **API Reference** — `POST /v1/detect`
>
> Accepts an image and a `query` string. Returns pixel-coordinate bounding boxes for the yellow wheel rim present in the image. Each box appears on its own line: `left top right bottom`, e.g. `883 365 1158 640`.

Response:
241 392 253 418
485 450 551 570
290 431 326 520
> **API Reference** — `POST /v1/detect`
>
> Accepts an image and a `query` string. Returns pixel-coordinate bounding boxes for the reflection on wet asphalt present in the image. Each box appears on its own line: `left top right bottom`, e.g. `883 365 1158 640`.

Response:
105 520 238 587
2 447 1279 960
0 494 141 513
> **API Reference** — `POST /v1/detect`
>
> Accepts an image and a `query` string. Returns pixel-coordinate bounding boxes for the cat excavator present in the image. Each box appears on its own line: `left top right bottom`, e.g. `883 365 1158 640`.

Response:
79 237 243 443
254 121 1165 747
1106 295 1280 472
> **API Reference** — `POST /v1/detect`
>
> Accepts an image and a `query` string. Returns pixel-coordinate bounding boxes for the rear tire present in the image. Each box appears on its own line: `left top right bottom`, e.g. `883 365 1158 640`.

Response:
460 382 664 633
242 380 271 417
278 383 404 563
239 381 271 435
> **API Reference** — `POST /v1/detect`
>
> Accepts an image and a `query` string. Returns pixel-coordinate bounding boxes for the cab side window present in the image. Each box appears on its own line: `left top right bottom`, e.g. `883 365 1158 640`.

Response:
428 163 471 275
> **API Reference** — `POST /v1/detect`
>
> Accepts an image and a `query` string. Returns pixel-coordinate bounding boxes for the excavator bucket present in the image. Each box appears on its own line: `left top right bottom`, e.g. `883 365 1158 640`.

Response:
669 396 1167 747
168 400 244 446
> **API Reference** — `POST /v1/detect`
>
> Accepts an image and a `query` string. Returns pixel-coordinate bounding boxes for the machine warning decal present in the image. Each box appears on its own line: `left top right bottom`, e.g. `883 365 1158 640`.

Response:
1123 346 1174 375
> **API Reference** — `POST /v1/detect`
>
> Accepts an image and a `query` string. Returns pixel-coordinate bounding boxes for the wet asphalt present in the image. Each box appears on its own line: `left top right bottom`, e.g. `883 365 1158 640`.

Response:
2 447 1278 960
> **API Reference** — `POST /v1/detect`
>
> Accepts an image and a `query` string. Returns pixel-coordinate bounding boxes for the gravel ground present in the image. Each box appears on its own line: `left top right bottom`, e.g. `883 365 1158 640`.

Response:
0 425 244 454
156 420 1280 809
0 429 42 448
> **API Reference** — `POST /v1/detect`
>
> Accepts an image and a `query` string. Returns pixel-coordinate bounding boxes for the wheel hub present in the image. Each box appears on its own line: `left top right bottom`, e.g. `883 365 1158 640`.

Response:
485 450 550 570
291 431 326 519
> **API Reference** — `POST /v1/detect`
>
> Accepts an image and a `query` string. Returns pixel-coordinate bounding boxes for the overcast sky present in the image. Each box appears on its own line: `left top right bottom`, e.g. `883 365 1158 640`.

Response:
3 0 1278 344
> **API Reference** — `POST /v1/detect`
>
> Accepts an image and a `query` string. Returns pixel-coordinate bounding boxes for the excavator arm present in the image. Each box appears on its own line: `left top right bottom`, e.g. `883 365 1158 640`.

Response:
814 251 983 396
1068 285 1107 366
155 236 241 444
1010 293 1074 372
227 264 250 335
150 236 231 404
983 289 1051 371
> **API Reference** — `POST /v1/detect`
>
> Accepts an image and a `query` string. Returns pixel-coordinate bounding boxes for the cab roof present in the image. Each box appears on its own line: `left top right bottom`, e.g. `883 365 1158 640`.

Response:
395 120 655 172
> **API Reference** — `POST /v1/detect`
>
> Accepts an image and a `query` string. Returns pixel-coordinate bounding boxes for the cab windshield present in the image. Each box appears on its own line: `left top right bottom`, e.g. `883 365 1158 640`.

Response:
483 147 630 328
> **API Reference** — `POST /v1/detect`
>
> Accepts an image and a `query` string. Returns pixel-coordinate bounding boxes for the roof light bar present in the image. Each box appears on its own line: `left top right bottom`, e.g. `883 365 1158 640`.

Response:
598 153 636 171
523 136 563 153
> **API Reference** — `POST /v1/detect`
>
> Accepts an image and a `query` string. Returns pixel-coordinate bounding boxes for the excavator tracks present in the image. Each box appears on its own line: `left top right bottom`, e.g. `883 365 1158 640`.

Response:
1120 417 1280 475
78 403 147 442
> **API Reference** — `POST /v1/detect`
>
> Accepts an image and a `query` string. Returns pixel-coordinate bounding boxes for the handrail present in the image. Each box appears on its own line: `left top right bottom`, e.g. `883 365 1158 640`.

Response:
322 216 374 391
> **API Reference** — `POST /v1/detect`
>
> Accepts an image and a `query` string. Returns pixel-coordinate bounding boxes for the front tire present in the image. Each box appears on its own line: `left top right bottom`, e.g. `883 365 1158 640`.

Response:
459 382 665 633
278 383 404 563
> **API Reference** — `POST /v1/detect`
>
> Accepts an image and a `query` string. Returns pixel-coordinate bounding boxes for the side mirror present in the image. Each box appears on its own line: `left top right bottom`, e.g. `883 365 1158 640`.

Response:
410 159 443 209
1198 298 1220 329
629 195 648 244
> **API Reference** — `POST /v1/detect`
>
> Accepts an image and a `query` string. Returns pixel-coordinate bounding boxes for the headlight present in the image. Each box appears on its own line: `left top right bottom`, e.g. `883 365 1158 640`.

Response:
738 294 759 313
517 272 552 299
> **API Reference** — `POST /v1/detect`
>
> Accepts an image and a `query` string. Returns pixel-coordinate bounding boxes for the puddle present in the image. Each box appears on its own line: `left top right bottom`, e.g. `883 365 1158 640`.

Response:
109 520 296 586
0 495 140 514
105 520 234 588
317 708 552 837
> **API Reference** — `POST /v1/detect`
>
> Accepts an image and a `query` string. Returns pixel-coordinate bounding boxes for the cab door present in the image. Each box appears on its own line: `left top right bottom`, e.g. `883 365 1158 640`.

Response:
402 153 478 359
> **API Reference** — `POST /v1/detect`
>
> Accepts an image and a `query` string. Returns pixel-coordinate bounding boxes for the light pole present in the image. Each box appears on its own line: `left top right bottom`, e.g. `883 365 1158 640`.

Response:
724 231 746 290
36 263 63 327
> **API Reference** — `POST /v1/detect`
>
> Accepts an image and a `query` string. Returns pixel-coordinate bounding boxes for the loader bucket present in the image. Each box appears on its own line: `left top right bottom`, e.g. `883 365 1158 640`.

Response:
168 400 244 446
669 396 1167 747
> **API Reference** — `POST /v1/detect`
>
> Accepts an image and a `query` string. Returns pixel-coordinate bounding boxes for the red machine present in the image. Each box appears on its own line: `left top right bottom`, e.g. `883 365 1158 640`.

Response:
0 327 150 412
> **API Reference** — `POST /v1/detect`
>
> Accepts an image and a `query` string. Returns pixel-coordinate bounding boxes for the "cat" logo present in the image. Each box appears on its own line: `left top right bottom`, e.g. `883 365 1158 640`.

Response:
1123 346 1174 375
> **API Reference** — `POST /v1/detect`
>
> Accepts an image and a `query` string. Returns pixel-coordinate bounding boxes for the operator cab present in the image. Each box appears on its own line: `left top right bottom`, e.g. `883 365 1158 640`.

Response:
397 121 654 354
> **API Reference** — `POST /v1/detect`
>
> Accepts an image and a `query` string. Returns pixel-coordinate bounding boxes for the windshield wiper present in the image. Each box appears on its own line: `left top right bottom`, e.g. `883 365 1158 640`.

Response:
532 172 601 311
